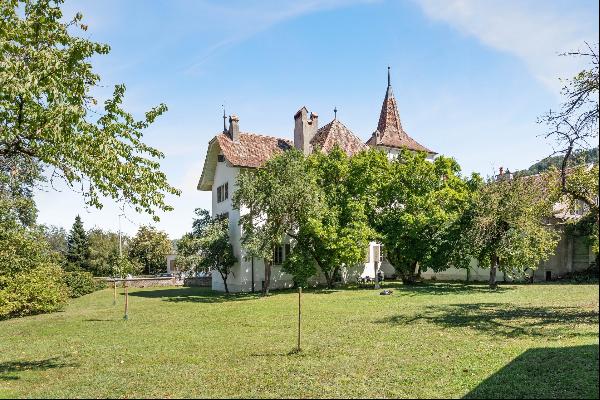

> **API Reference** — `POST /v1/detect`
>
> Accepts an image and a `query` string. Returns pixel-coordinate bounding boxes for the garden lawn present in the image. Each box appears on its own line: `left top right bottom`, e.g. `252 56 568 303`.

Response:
0 282 598 399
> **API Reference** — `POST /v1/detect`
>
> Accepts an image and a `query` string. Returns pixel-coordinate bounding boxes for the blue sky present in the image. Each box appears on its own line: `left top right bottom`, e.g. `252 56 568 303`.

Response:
34 0 599 239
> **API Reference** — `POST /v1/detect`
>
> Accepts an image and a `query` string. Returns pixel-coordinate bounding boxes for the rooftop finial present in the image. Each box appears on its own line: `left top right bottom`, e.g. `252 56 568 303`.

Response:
387 66 391 87
334 106 338 120
222 104 226 133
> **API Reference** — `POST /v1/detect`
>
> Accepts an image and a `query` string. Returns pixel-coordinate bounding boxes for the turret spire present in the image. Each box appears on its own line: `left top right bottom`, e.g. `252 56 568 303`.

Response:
366 67 434 154
387 66 391 87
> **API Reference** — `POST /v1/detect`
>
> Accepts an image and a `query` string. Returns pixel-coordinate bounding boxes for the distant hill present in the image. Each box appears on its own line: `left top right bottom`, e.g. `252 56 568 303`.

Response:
515 148 599 177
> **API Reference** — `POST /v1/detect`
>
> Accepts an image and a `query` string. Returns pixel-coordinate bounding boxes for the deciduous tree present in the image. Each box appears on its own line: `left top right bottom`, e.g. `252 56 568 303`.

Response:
196 217 236 293
465 174 560 288
0 0 180 220
234 149 322 295
289 146 376 288
128 226 172 275
374 151 479 284
87 228 125 276
540 43 599 260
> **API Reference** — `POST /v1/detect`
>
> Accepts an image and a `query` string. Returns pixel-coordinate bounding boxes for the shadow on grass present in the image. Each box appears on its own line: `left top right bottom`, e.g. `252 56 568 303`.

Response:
128 287 261 303
464 344 599 399
376 303 599 338
390 282 514 296
0 357 77 381
128 286 342 303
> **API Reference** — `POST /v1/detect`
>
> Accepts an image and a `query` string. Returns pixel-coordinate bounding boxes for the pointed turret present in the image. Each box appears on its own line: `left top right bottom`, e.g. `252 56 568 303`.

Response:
367 67 435 154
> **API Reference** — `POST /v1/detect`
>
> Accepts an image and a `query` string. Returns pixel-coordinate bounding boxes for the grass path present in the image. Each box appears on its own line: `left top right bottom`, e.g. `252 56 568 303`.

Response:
0 283 598 398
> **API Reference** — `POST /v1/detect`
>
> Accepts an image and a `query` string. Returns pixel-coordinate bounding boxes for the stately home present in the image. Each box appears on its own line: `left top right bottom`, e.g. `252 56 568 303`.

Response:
197 69 436 292
197 70 596 292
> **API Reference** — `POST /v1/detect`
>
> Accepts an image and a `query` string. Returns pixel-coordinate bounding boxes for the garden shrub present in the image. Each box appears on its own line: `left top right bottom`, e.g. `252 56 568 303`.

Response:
63 270 104 298
0 208 69 319
0 263 68 319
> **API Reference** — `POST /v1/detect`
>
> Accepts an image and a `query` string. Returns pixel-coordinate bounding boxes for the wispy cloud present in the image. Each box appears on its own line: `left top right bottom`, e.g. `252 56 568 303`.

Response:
183 0 378 74
413 0 598 93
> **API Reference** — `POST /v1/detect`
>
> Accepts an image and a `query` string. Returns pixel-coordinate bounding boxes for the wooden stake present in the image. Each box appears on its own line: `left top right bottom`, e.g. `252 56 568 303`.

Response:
297 287 302 352
113 280 117 306
124 281 129 320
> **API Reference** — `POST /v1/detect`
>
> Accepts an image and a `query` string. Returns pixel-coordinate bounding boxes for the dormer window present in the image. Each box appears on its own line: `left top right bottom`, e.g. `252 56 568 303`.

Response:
217 182 229 203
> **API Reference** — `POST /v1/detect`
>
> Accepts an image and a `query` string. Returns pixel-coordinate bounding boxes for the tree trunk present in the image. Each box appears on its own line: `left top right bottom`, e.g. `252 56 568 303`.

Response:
220 272 229 294
489 254 498 289
263 260 271 296
399 262 419 285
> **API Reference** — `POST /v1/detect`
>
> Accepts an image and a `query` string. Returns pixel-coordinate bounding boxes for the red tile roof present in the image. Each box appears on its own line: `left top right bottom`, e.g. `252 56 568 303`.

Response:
311 119 368 156
367 85 435 154
217 132 292 168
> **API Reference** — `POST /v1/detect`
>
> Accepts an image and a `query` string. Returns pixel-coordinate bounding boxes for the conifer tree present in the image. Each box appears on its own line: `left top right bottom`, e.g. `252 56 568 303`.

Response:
66 215 90 271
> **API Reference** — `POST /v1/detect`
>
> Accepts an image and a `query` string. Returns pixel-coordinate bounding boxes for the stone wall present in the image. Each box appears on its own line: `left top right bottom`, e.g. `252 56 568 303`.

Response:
102 277 180 288
183 277 211 287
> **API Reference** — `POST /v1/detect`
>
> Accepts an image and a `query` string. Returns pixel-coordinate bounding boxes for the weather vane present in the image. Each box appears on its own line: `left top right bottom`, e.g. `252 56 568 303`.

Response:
334 106 338 119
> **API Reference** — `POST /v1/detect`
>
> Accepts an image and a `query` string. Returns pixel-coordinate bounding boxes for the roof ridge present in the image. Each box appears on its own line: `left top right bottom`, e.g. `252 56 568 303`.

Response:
219 131 292 143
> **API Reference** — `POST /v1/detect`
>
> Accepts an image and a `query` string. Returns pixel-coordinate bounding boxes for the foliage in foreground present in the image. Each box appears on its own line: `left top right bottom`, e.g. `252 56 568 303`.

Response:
0 205 68 319
0 0 180 219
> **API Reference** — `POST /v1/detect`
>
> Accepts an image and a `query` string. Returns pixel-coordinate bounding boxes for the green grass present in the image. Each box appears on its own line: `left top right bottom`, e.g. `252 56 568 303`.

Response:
0 282 598 398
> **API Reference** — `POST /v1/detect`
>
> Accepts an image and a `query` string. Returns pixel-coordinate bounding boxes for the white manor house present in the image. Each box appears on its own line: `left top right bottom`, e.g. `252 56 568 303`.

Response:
196 70 595 292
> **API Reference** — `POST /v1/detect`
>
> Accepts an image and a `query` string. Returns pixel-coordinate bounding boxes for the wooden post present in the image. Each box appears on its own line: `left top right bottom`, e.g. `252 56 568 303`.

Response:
113 280 117 306
297 287 302 352
124 280 129 320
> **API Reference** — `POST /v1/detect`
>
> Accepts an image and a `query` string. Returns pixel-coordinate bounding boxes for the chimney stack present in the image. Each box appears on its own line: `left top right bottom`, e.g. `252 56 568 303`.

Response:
228 115 240 141
294 107 318 155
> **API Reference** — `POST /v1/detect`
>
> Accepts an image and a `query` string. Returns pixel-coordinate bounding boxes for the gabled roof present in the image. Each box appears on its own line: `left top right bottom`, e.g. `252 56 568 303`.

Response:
197 132 292 191
311 119 368 156
367 72 435 154
217 132 292 168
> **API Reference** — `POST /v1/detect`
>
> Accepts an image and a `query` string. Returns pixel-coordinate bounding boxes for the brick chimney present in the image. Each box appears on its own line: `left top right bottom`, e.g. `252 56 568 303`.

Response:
228 115 240 141
294 107 318 155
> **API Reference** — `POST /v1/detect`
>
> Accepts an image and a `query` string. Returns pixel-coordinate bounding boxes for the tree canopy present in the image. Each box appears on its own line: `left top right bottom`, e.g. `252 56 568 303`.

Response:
65 215 89 271
374 150 479 284
465 174 560 288
128 225 172 275
196 216 237 293
285 146 377 288
233 148 322 295
0 0 180 220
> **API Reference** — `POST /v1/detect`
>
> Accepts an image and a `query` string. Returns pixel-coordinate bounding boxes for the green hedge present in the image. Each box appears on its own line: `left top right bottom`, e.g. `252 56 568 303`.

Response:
63 271 105 298
0 263 68 319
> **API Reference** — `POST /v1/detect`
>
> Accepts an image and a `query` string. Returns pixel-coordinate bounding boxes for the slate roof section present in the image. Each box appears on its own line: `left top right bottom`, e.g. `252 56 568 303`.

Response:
311 119 368 156
367 82 435 154
217 132 292 168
